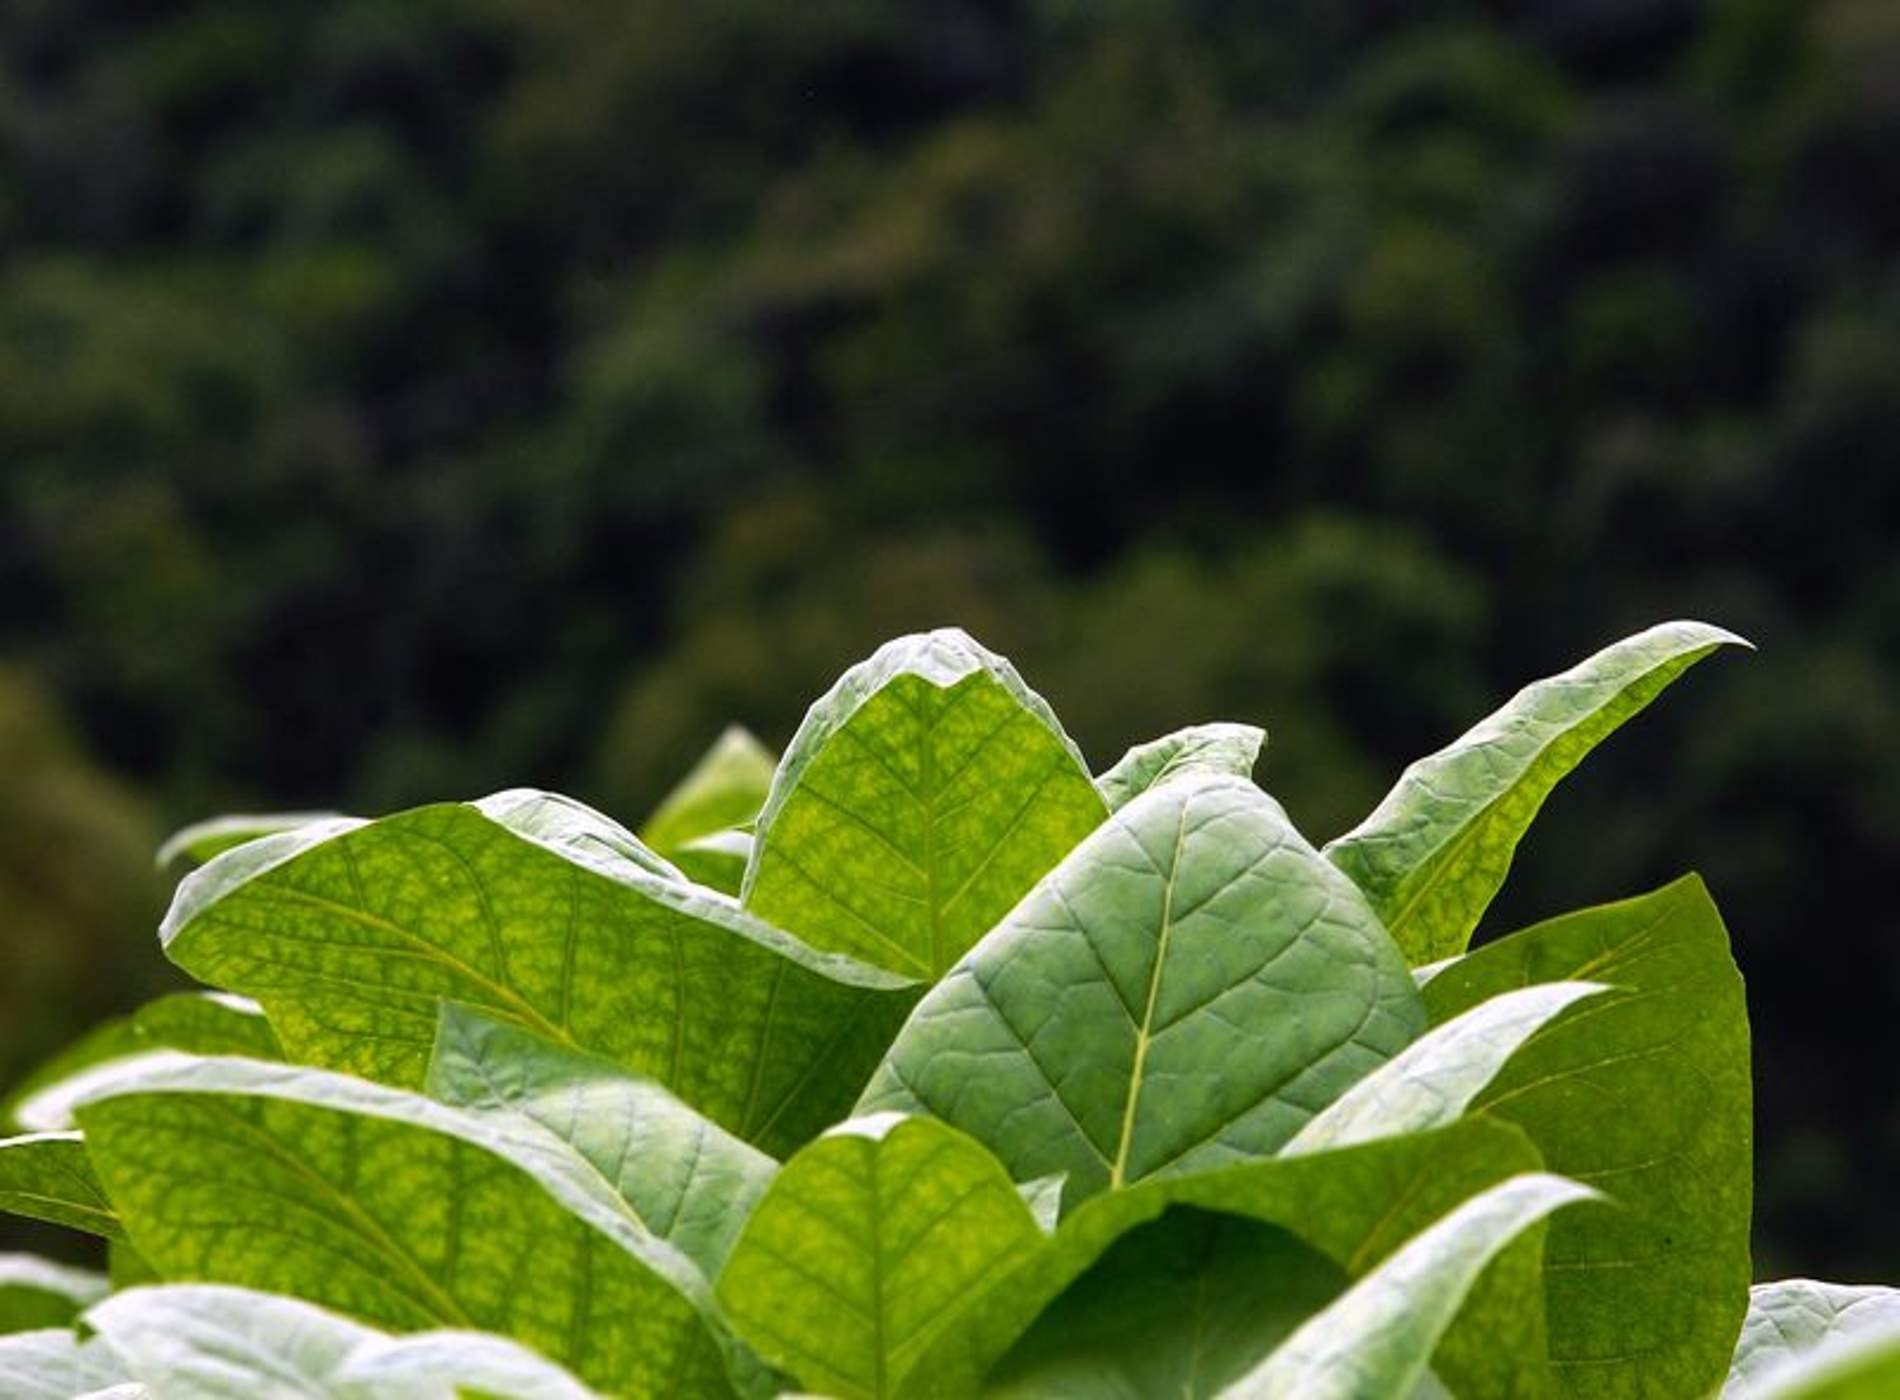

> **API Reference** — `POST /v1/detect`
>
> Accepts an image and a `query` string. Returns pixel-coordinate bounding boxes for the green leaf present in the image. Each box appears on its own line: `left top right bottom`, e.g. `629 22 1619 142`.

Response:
1096 723 1266 812
857 773 1423 1203
1727 1281 1900 1397
88 1284 599 1400
157 812 342 872
1284 981 1607 1156
898 1118 1552 1400
716 1113 1047 1400
426 1002 777 1281
1324 621 1748 964
1221 1173 1598 1399
1737 1332 1900 1400
743 629 1108 978
982 1208 1347 1398
1421 875 1752 1397
160 790 920 1155
69 1052 763 1397
670 829 756 897
642 725 778 856
0 1133 122 1240
0 1329 127 1398
0 1256 109 1333
108 1242 160 1291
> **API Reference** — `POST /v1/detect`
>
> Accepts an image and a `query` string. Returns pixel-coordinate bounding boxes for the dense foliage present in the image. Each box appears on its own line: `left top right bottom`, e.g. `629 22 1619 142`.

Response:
1 624 1894 1397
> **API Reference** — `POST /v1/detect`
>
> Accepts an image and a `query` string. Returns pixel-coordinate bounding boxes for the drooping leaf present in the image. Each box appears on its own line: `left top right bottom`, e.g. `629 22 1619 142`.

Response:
88 1284 599 1400
1284 982 1607 1156
0 1133 122 1240
716 1113 1048 1400
743 629 1108 978
983 1208 1347 1398
670 829 756 897
426 1002 776 1281
0 1255 109 1333
1324 621 1748 964
1727 1281 1900 1397
898 1118 1552 1400
642 725 778 856
1220 1173 1598 1399
1421 875 1752 1398
159 790 920 1155
1096 723 1266 811
69 1052 765 1397
157 812 342 873
0 1328 127 1399
858 773 1423 1203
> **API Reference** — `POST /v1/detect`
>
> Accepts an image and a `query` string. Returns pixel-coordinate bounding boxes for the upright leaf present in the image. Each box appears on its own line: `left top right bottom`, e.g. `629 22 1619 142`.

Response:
1728 1281 1900 1397
1096 723 1266 811
0 1329 127 1399
1324 621 1747 964
160 791 920 1155
1422 875 1751 1398
70 1053 763 1397
858 773 1423 1203
0 1256 108 1333
642 725 778 856
0 1133 122 1240
89 1284 598 1400
743 629 1108 978
717 1113 1047 1400
426 1002 776 1281
1220 1173 1598 1399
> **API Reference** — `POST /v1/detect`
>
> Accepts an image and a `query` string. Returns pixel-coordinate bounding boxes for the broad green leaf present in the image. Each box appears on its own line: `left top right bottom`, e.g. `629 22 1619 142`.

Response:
426 1002 776 1280
1727 1281 1900 1397
857 773 1423 1203
642 725 778 855
0 1328 127 1398
0 1133 122 1240
89 1284 599 1400
11 992 279 1132
671 829 755 897
160 790 920 1155
1221 1173 1598 1399
1284 982 1606 1156
716 1113 1047 1400
157 812 341 872
983 1208 1346 1398
69 1053 763 1397
899 1118 1552 1400
0 1255 108 1333
1740 1332 1900 1400
1324 621 1748 963
1421 875 1752 1398
743 629 1108 978
1097 723 1266 811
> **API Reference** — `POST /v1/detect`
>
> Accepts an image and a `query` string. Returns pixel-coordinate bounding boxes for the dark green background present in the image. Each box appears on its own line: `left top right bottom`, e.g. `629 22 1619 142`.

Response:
3 0 1897 1278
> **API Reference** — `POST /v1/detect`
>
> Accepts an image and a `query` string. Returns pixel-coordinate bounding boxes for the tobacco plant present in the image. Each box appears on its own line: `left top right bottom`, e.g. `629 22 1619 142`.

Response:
0 623 1893 1398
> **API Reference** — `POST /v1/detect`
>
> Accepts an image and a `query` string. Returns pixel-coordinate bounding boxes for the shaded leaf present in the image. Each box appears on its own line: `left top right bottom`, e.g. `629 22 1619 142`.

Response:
670 829 755 897
0 1133 122 1240
744 629 1108 978
1325 621 1748 964
642 725 777 856
0 1255 109 1333
1097 723 1266 812
1727 1281 1900 1397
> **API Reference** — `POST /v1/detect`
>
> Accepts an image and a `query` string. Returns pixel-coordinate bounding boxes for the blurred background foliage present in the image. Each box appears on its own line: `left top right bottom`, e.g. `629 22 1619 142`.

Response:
3 0 1898 1276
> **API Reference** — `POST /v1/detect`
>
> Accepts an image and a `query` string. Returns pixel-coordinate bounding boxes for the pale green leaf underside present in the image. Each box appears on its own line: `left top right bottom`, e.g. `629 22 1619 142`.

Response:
1284 981 1607 1156
717 1113 1046 1400
0 1132 123 1240
642 725 778 856
426 1002 776 1281
858 773 1424 1203
1221 1173 1598 1400
1096 723 1266 812
0 1328 127 1399
160 790 919 1156
743 628 1108 978
1422 875 1752 1398
1742 1333 1900 1400
0 1254 109 1333
898 1118 1552 1400
1727 1281 1900 1398
157 813 341 872
88 1284 598 1400
69 1053 755 1397
1325 620 1748 964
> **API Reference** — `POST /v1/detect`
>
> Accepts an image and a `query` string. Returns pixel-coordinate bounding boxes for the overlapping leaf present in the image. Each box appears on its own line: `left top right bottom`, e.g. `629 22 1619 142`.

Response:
0 1328 127 1398
1422 875 1752 1397
642 725 778 857
0 1255 108 1333
0 1132 122 1239
160 789 919 1155
743 629 1108 978
859 772 1423 1202
1325 621 1748 964
1727 1281 1900 1397
1096 723 1265 811
157 813 341 873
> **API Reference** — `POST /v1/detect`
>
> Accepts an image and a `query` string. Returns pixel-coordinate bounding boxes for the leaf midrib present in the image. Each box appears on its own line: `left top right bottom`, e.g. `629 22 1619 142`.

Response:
1109 804 1190 1191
